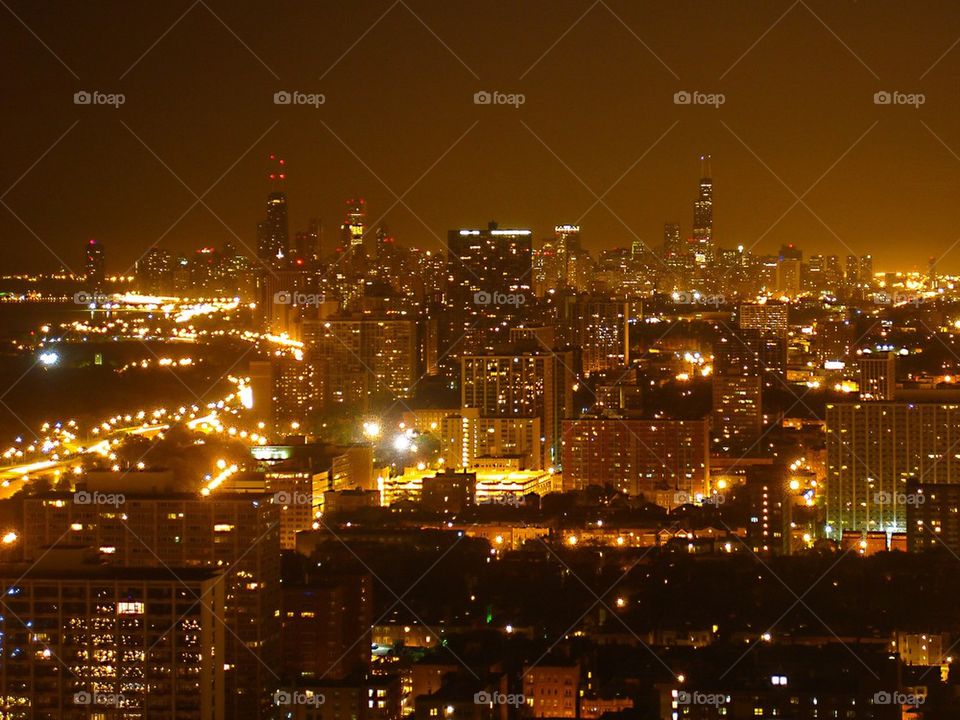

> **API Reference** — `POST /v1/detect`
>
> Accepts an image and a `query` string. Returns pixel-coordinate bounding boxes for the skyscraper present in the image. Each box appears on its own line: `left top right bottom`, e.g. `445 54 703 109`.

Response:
135 247 173 294
23 490 281 720
554 223 581 287
341 197 366 253
461 344 574 469
261 192 289 260
692 155 713 264
256 155 289 262
441 222 533 371
84 238 105 286
826 402 960 536
556 295 630 374
0 550 225 720
663 222 683 263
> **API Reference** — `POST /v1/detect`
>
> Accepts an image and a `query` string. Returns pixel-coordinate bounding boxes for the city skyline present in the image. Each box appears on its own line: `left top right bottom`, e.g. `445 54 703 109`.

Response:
5 1 960 273
7 3 960 718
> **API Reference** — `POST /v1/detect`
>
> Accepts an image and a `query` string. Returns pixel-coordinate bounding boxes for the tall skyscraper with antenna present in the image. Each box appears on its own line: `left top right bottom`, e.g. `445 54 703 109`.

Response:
256 154 289 262
692 154 713 264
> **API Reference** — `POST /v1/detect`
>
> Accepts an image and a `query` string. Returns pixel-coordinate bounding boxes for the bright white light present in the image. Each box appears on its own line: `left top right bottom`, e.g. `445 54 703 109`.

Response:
393 435 411 452
38 352 59 366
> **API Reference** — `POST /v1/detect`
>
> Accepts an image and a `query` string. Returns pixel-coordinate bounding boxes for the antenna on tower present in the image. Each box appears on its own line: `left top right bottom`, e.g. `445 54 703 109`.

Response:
700 154 712 179
267 154 286 183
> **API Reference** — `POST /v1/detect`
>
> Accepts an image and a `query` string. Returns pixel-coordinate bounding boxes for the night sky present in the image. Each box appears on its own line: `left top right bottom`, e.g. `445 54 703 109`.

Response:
4 0 960 274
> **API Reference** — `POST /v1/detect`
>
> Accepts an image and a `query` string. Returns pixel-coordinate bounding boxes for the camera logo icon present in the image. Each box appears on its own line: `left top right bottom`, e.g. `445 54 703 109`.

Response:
474 91 492 105
274 91 292 105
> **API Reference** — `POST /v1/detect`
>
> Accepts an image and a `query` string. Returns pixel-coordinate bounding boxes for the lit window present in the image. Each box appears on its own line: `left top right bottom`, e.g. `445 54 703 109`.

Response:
117 602 144 615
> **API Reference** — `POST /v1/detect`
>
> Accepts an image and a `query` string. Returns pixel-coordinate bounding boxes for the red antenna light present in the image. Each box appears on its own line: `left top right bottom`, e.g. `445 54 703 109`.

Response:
267 155 286 183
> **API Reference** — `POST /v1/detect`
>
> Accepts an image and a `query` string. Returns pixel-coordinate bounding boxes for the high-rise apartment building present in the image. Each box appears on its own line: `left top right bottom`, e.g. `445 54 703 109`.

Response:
826 402 960 536
738 302 788 339
303 316 417 410
461 345 574 469
0 550 225 720
561 417 709 498
712 375 763 452
561 296 630 375
442 222 533 370
22 491 281 720
84 238 105 286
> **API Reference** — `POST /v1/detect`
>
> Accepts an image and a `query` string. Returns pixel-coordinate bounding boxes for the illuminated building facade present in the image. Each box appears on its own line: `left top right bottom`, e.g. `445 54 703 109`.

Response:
692 155 713 264
906 480 960 554
84 238 105 286
858 353 896 401
340 197 366 253
440 409 543 470
738 302 788 338
523 662 580 719
826 403 960 536
22 493 280 720
443 222 533 370
258 191 290 262
0 555 224 720
461 346 574 469
303 316 417 409
743 464 789 555
561 417 709 498
135 248 174 294
712 375 763 451
272 356 319 428
556 296 630 375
